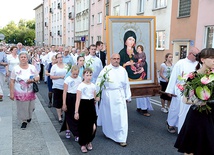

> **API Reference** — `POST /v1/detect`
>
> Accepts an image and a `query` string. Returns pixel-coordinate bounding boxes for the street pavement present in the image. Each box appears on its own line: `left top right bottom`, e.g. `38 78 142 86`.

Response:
0 84 69 155
38 82 180 155
0 81 180 155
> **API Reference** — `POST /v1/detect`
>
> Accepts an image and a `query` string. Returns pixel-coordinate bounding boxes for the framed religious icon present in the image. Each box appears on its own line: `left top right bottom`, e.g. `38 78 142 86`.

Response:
106 16 160 97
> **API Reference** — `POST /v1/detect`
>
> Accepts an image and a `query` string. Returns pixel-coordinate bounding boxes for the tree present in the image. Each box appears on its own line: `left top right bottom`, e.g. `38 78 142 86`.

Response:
0 19 35 46
26 20 35 29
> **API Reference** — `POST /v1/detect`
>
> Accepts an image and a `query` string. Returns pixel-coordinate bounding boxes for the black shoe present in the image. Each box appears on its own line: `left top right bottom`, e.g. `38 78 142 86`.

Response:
48 103 52 108
59 120 63 123
27 119 32 123
21 122 27 129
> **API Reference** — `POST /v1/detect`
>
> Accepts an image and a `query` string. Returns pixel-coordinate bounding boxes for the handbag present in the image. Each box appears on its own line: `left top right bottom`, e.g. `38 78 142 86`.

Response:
33 82 39 93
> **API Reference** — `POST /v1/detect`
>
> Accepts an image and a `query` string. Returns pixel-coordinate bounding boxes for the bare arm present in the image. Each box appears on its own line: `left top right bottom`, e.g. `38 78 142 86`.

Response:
45 69 50 76
10 79 15 101
74 90 81 120
159 65 168 82
62 83 68 111
50 75 64 80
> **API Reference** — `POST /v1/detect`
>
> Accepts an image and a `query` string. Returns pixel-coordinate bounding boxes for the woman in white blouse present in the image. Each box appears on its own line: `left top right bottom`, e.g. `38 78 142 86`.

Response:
50 53 67 123
10 51 39 129
7 46 19 80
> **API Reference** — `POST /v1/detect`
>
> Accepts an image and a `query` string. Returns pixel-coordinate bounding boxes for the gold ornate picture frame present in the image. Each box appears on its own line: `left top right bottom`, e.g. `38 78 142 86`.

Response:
106 16 157 86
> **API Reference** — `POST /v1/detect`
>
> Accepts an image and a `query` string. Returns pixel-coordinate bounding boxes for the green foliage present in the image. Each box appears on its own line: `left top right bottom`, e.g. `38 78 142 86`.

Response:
0 19 35 46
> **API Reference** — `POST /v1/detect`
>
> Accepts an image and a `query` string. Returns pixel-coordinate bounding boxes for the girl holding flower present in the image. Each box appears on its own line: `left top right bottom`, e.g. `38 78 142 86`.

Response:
175 48 214 155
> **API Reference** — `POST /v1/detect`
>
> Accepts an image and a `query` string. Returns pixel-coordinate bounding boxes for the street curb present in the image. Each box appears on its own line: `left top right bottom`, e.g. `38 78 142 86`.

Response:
34 95 70 155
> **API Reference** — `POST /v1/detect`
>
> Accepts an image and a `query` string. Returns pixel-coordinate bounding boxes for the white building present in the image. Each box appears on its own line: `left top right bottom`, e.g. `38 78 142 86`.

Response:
34 3 44 46
75 0 90 49
65 0 75 47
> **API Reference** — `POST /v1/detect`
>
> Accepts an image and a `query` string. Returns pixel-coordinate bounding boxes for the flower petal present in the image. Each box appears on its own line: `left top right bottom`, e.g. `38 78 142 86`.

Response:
196 86 211 100
201 75 211 84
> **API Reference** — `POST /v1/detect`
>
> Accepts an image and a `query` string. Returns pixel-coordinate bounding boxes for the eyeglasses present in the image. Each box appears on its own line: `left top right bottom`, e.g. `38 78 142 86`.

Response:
191 53 197 57
57 56 63 59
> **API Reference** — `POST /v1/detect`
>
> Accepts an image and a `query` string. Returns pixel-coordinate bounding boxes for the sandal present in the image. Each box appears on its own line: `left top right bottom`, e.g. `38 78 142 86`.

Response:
166 121 176 133
81 146 87 153
87 142 93 151
143 113 151 117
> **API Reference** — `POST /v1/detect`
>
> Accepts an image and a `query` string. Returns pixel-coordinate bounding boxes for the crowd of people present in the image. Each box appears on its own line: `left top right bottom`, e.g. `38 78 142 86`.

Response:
1 41 214 154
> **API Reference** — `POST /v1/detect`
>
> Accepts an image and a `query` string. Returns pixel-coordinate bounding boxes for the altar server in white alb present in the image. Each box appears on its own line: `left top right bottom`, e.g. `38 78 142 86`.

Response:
96 53 131 147
165 47 200 134
84 44 103 84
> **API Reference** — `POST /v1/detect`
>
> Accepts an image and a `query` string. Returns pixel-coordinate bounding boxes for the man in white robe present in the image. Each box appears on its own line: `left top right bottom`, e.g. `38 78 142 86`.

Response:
166 47 200 133
96 53 131 147
85 44 103 84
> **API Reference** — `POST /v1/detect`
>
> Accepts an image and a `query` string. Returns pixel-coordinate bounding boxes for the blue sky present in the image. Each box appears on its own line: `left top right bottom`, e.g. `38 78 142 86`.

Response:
0 0 42 28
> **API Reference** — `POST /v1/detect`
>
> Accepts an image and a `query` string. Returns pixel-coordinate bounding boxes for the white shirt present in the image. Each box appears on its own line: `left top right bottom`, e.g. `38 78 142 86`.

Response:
47 51 57 63
77 82 96 99
64 76 82 94
7 54 19 72
50 64 67 90
84 54 103 83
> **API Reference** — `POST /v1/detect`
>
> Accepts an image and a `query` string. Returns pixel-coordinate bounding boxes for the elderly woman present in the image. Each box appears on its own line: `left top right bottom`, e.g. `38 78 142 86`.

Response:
10 51 40 129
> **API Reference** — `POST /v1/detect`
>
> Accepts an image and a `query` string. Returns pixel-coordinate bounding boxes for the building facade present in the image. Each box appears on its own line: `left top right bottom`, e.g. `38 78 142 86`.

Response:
34 3 44 46
170 0 214 64
90 0 105 45
75 0 90 49
35 0 214 65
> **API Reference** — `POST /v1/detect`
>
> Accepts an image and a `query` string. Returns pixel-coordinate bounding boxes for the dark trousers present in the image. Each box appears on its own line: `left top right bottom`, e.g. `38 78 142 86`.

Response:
40 64 44 81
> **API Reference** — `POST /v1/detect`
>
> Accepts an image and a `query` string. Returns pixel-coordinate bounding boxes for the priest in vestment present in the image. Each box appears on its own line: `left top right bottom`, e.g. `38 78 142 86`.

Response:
96 53 131 147
165 47 200 133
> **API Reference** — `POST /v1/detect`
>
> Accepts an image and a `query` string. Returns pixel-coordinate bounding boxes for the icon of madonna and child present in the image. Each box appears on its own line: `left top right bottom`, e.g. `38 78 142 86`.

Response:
119 30 148 80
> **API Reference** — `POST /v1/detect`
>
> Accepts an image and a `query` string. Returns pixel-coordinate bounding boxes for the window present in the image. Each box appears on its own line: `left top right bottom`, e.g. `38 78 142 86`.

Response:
113 5 120 16
106 4 109 16
97 36 101 41
91 15 94 25
57 12 59 21
91 36 94 44
156 31 165 49
178 0 191 17
138 0 144 13
97 12 102 24
154 0 167 9
205 26 214 48
68 23 70 32
126 1 131 16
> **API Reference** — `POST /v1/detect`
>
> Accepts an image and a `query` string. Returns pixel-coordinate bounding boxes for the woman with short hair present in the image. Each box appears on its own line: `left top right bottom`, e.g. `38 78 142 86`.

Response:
10 51 40 129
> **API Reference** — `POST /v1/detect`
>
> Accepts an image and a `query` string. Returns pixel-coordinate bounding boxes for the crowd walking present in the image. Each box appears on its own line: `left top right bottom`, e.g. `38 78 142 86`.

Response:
1 41 214 154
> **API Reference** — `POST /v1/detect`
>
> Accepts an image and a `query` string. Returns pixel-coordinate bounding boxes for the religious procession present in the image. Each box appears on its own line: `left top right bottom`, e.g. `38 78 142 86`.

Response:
1 0 214 154
1 37 214 155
